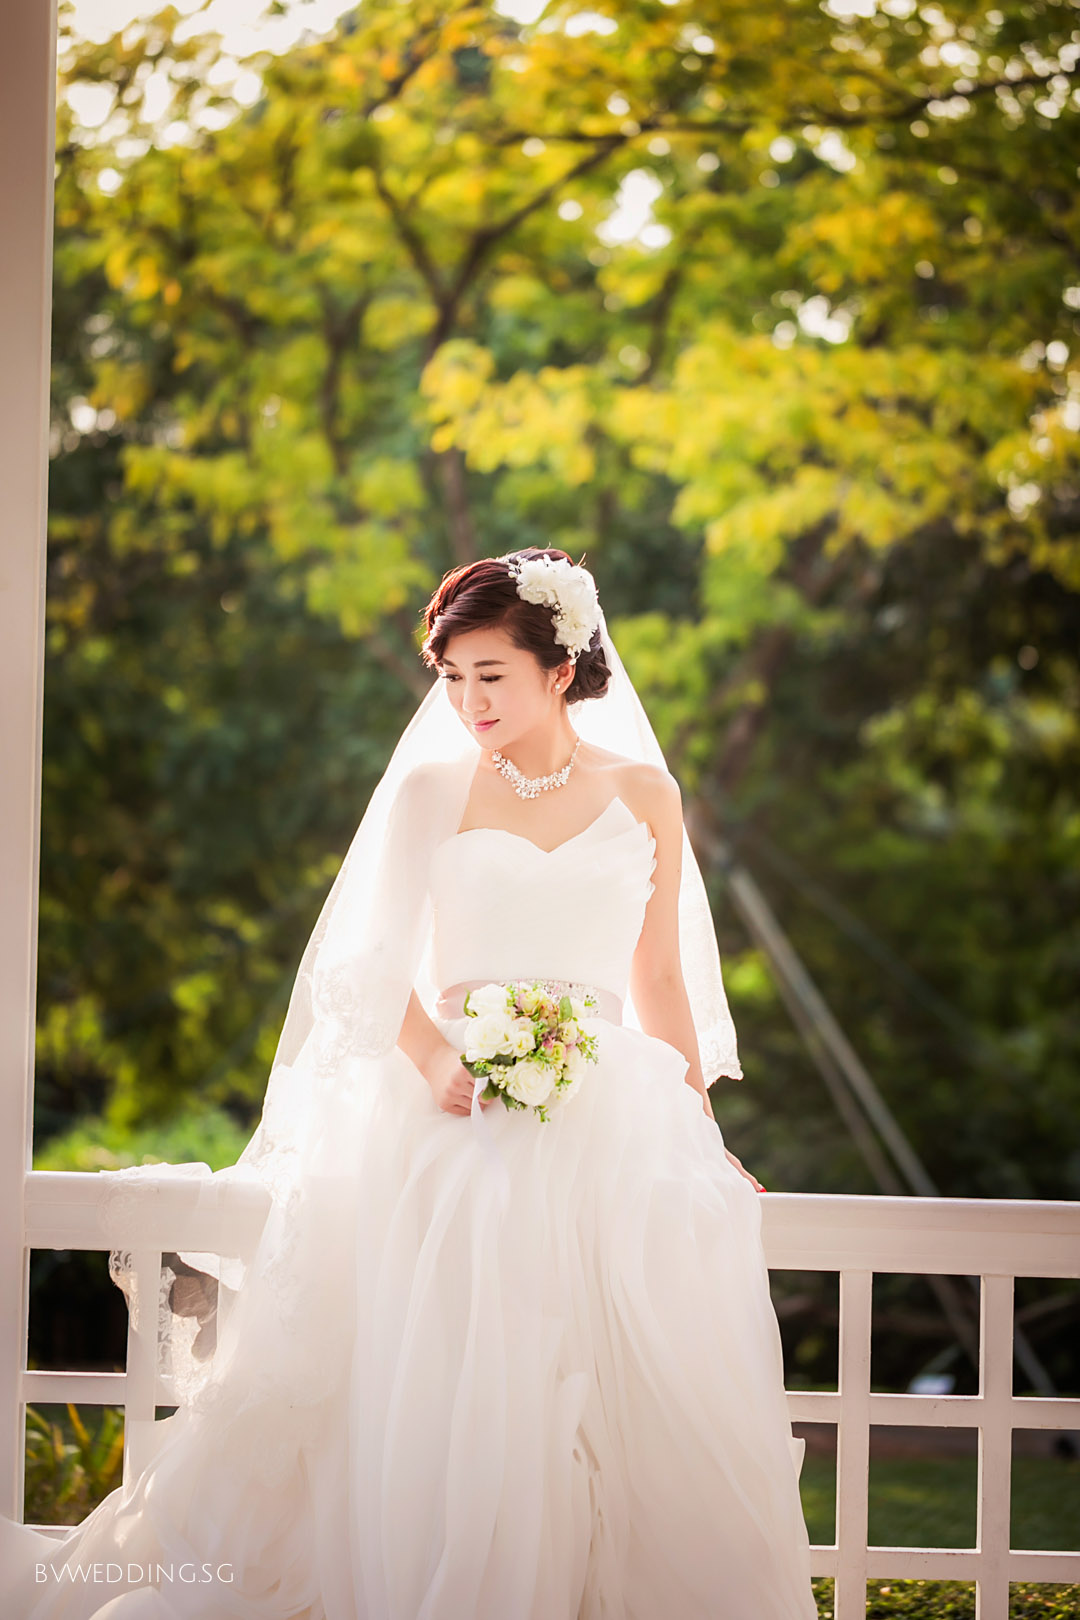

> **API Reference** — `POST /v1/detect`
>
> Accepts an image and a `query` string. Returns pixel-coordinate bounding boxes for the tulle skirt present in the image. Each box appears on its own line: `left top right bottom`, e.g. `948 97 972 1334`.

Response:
1 1016 816 1620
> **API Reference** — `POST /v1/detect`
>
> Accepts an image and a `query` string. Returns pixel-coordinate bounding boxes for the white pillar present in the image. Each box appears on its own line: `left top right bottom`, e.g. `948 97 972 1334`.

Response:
0 0 58 1520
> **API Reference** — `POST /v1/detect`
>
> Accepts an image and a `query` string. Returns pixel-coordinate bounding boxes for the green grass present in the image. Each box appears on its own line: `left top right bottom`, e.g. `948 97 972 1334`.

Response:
798 1452 1080 1551
799 1451 1079 1615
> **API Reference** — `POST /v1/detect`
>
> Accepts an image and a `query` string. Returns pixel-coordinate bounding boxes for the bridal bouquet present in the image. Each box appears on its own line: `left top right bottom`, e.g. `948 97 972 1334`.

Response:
460 980 600 1121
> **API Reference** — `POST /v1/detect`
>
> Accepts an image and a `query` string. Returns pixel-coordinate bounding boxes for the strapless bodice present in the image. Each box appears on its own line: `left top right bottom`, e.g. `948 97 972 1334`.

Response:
429 797 657 1009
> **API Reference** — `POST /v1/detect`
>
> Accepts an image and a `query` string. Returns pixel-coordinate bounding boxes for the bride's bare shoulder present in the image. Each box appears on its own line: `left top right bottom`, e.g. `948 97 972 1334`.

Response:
584 746 683 825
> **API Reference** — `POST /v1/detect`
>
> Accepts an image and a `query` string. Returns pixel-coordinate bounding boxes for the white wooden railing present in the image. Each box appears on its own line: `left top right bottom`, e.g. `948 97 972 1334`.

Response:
766 1191 1080 1619
12 1176 1080 1620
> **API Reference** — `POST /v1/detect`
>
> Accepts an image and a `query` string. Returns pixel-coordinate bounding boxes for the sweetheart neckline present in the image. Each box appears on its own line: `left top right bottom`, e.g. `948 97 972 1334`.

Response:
437 794 652 858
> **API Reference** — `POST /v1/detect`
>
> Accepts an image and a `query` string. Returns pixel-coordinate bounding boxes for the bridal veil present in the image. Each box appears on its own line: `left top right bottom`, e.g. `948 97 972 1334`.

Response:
99 600 742 1421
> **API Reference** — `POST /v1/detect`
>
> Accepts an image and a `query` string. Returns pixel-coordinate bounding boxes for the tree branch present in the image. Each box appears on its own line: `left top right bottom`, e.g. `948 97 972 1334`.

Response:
423 134 626 357
371 164 448 309
319 290 370 478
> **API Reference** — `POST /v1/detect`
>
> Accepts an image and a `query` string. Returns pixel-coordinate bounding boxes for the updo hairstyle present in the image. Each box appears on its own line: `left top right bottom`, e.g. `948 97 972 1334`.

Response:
420 548 611 704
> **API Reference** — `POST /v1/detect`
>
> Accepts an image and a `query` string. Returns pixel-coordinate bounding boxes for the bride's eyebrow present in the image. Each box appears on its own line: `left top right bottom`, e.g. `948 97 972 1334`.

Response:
440 658 507 668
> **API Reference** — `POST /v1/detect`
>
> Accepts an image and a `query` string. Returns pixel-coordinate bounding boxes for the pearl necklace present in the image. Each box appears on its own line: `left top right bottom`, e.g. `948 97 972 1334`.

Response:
491 736 582 799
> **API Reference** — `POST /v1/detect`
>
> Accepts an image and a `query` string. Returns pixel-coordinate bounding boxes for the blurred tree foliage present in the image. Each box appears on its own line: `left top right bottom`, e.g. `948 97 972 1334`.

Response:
41 0 1079 1212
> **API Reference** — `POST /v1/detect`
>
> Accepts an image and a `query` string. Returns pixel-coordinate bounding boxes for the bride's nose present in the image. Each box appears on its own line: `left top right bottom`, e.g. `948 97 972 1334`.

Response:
462 686 489 716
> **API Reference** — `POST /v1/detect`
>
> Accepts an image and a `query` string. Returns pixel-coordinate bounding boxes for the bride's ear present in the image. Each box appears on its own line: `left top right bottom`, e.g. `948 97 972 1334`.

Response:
552 656 576 696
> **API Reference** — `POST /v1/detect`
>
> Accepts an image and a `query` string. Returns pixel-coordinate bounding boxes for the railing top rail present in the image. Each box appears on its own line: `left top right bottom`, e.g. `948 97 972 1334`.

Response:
23 1165 271 1256
762 1190 1080 1229
20 1171 1080 1276
760 1193 1080 1277
23 1172 1080 1223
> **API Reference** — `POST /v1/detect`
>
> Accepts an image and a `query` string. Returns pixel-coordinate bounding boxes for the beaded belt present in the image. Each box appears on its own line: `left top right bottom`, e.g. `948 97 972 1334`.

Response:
436 977 623 1026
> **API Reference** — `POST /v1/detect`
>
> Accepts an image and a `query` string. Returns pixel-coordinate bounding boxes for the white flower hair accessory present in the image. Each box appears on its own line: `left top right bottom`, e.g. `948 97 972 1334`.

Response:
503 553 602 660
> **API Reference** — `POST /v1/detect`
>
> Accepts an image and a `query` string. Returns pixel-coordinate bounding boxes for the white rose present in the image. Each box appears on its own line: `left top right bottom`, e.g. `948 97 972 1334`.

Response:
466 982 512 1019
464 1012 517 1062
508 1018 537 1058
567 997 589 1022
504 1057 556 1107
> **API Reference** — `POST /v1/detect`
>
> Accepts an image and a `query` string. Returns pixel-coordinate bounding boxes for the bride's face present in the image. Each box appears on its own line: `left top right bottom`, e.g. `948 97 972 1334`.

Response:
439 624 570 748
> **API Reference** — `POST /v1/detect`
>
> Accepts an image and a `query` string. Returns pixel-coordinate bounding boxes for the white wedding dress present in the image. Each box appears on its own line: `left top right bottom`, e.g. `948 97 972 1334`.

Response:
2 794 816 1620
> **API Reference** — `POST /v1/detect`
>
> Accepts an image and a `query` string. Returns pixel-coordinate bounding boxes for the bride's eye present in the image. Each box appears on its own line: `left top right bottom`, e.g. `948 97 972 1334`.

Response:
439 673 501 683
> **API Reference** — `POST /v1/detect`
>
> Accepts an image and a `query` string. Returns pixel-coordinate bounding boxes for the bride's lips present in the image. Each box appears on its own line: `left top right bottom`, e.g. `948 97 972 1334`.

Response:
474 720 499 731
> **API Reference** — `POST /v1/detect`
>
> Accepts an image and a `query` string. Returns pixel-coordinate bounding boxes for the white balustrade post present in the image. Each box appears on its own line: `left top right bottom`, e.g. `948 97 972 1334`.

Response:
0 0 58 1523
834 1267 873 1619
976 1273 1014 1620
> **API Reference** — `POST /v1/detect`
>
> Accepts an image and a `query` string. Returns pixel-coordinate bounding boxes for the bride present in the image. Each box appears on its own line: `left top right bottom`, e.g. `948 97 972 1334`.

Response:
1 548 817 1619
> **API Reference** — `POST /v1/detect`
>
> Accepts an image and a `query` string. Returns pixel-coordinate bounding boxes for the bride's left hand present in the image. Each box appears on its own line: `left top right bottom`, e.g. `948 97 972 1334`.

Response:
723 1147 766 1194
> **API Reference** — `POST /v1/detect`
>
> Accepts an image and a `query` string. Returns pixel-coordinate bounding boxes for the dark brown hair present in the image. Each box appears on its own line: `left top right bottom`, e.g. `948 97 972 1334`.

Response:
420 547 611 703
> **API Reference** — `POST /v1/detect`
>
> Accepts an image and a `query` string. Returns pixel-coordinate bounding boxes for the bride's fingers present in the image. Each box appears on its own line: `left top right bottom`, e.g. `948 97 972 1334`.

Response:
463 1082 501 1108
463 1075 500 1111
723 1146 764 1192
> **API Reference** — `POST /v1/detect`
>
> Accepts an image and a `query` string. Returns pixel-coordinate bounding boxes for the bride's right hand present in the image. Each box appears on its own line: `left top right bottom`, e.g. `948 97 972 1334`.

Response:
424 1044 498 1115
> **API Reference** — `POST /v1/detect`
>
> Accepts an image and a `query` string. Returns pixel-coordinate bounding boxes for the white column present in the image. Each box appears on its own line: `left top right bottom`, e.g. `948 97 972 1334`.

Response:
0 0 58 1520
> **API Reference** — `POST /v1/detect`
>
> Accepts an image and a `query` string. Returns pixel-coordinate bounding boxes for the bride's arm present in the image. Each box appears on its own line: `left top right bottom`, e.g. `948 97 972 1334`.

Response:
627 770 712 1116
397 989 497 1116
626 772 765 1191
